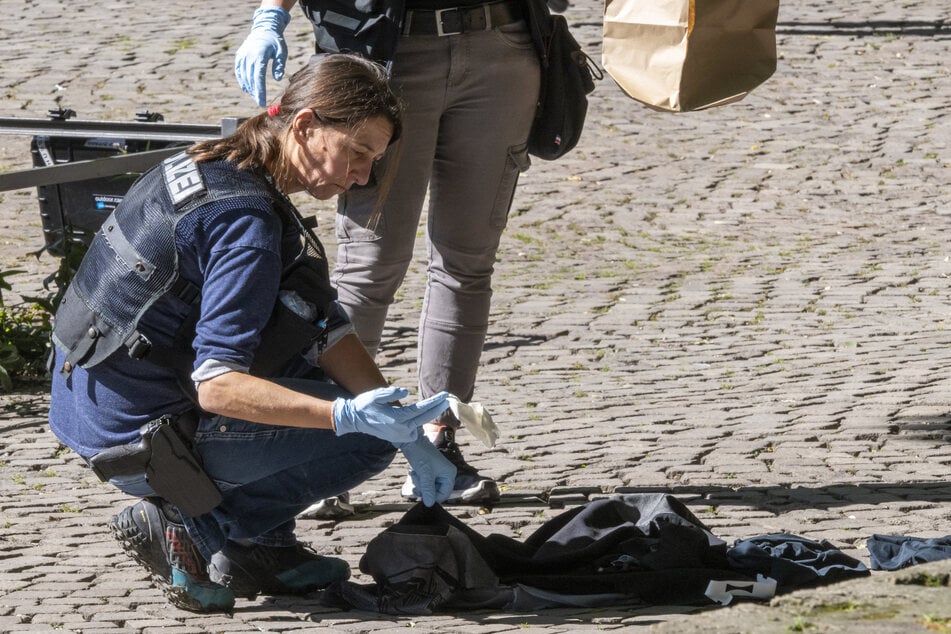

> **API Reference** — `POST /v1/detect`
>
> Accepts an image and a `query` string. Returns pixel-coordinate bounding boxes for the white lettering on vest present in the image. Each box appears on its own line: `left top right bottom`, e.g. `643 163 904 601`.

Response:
163 153 205 206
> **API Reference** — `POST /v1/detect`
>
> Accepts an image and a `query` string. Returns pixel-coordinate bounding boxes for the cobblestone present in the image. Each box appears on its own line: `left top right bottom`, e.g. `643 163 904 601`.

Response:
2 0 951 631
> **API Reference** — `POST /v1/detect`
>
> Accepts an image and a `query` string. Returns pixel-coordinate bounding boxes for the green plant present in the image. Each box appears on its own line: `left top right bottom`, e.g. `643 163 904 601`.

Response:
896 572 950 587
919 614 951 631
0 239 83 390
0 269 52 390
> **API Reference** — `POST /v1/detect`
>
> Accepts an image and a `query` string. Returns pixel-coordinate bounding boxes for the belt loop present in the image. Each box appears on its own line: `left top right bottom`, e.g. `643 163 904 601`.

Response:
402 9 414 35
483 3 492 30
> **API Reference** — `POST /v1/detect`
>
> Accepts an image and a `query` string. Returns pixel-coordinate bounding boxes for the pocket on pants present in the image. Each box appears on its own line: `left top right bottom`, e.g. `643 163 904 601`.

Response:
336 176 385 243
493 20 534 49
336 209 384 243
491 143 531 230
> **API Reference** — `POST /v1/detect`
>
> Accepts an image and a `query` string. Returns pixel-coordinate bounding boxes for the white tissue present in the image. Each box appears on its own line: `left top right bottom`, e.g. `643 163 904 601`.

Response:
447 395 499 448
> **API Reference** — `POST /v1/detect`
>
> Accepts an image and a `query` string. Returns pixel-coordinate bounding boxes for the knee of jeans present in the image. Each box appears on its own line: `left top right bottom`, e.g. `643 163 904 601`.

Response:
429 249 498 291
363 437 399 473
335 267 409 307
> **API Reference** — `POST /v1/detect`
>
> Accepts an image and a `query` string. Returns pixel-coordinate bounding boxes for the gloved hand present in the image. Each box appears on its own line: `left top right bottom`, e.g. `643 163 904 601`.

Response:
234 7 291 107
333 387 450 444
398 435 457 506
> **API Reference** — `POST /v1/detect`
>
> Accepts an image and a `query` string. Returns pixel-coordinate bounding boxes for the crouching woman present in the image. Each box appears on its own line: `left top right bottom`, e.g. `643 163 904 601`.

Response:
47 54 455 613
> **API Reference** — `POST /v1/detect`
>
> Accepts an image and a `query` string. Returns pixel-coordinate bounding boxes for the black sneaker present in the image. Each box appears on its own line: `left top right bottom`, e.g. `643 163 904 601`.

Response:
109 498 235 613
208 541 350 599
400 426 501 504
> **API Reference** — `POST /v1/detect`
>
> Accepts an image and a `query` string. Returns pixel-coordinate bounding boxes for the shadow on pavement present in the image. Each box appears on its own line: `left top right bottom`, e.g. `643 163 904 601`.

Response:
238 592 694 624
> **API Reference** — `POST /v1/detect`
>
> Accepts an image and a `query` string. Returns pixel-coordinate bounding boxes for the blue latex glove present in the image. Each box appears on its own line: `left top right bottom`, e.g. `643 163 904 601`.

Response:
398 435 457 507
235 7 291 107
333 387 450 444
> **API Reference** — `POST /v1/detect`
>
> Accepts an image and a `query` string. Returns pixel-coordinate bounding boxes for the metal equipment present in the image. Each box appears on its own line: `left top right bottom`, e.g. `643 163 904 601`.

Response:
0 109 239 256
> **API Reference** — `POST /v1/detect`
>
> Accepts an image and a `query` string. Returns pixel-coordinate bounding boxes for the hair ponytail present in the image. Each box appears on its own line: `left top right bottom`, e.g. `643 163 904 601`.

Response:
188 54 402 193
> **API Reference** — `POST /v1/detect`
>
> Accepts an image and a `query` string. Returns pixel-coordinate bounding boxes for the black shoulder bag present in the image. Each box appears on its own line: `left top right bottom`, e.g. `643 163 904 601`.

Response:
526 3 602 161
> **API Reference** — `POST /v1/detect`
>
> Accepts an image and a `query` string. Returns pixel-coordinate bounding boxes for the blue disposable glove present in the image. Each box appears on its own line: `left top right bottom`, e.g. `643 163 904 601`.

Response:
398 435 457 507
235 7 291 107
333 387 450 444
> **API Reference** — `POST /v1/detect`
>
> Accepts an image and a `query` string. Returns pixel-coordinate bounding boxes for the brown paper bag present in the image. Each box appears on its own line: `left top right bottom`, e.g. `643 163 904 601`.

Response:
602 0 780 112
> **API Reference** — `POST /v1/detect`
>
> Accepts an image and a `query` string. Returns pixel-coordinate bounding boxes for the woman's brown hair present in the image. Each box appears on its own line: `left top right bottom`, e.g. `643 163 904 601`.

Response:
188 53 402 194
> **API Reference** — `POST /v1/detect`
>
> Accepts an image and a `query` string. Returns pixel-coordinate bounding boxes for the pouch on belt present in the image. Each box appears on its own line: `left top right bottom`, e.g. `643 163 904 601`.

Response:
88 412 222 517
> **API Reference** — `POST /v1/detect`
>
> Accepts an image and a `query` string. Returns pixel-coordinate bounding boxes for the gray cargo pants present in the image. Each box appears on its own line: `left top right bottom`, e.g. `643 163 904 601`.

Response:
332 18 541 421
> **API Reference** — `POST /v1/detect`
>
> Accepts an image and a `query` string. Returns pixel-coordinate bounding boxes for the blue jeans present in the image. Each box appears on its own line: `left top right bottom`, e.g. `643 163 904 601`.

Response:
112 378 396 560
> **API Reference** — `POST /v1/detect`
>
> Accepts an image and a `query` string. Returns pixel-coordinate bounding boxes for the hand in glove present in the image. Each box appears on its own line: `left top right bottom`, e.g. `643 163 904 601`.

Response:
235 7 291 107
333 387 450 444
398 434 457 506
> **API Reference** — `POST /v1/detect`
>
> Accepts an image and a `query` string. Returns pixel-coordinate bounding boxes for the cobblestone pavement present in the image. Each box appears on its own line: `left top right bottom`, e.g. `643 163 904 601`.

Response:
1 0 950 631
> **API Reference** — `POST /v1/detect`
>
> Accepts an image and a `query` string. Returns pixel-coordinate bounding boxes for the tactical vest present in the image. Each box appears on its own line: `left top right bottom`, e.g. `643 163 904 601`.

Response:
52 152 335 386
299 0 406 66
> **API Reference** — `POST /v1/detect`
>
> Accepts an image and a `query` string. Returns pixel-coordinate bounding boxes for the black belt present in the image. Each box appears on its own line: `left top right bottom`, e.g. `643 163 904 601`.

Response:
403 0 523 36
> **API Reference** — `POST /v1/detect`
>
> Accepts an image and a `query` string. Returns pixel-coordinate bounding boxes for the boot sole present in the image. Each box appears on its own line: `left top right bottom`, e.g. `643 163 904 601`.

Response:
448 478 501 504
401 477 501 504
110 511 234 613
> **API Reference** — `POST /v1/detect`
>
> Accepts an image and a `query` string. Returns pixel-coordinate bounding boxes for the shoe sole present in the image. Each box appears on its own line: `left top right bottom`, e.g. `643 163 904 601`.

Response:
110 510 234 613
402 478 501 504
109 507 169 578
447 478 501 504
297 498 356 520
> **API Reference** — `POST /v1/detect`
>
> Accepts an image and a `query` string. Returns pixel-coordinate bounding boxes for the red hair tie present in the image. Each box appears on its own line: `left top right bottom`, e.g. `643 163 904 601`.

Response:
267 104 280 117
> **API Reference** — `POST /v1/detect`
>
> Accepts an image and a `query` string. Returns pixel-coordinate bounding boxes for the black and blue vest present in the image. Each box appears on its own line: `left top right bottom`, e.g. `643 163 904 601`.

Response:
51 152 334 385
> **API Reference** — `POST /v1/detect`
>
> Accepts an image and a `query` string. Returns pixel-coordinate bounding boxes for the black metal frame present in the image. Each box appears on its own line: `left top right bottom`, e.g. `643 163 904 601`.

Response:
0 111 240 191
0 109 243 259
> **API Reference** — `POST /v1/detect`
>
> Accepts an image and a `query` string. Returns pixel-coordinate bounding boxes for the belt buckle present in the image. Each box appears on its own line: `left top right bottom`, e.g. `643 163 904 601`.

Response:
435 7 464 36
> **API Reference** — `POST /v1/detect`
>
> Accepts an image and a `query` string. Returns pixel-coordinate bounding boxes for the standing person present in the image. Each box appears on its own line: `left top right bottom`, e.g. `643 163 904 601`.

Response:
48 55 456 614
235 0 542 506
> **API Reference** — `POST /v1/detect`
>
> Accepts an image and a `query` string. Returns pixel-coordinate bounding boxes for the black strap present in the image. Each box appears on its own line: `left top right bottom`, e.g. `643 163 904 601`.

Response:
61 323 103 378
169 276 201 305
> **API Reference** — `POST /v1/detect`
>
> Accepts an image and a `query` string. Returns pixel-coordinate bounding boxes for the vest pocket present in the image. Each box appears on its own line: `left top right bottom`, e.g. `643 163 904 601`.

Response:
250 300 322 377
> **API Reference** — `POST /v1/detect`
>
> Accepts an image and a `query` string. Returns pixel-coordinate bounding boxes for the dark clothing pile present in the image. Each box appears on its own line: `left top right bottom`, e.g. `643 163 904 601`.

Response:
326 493 870 614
